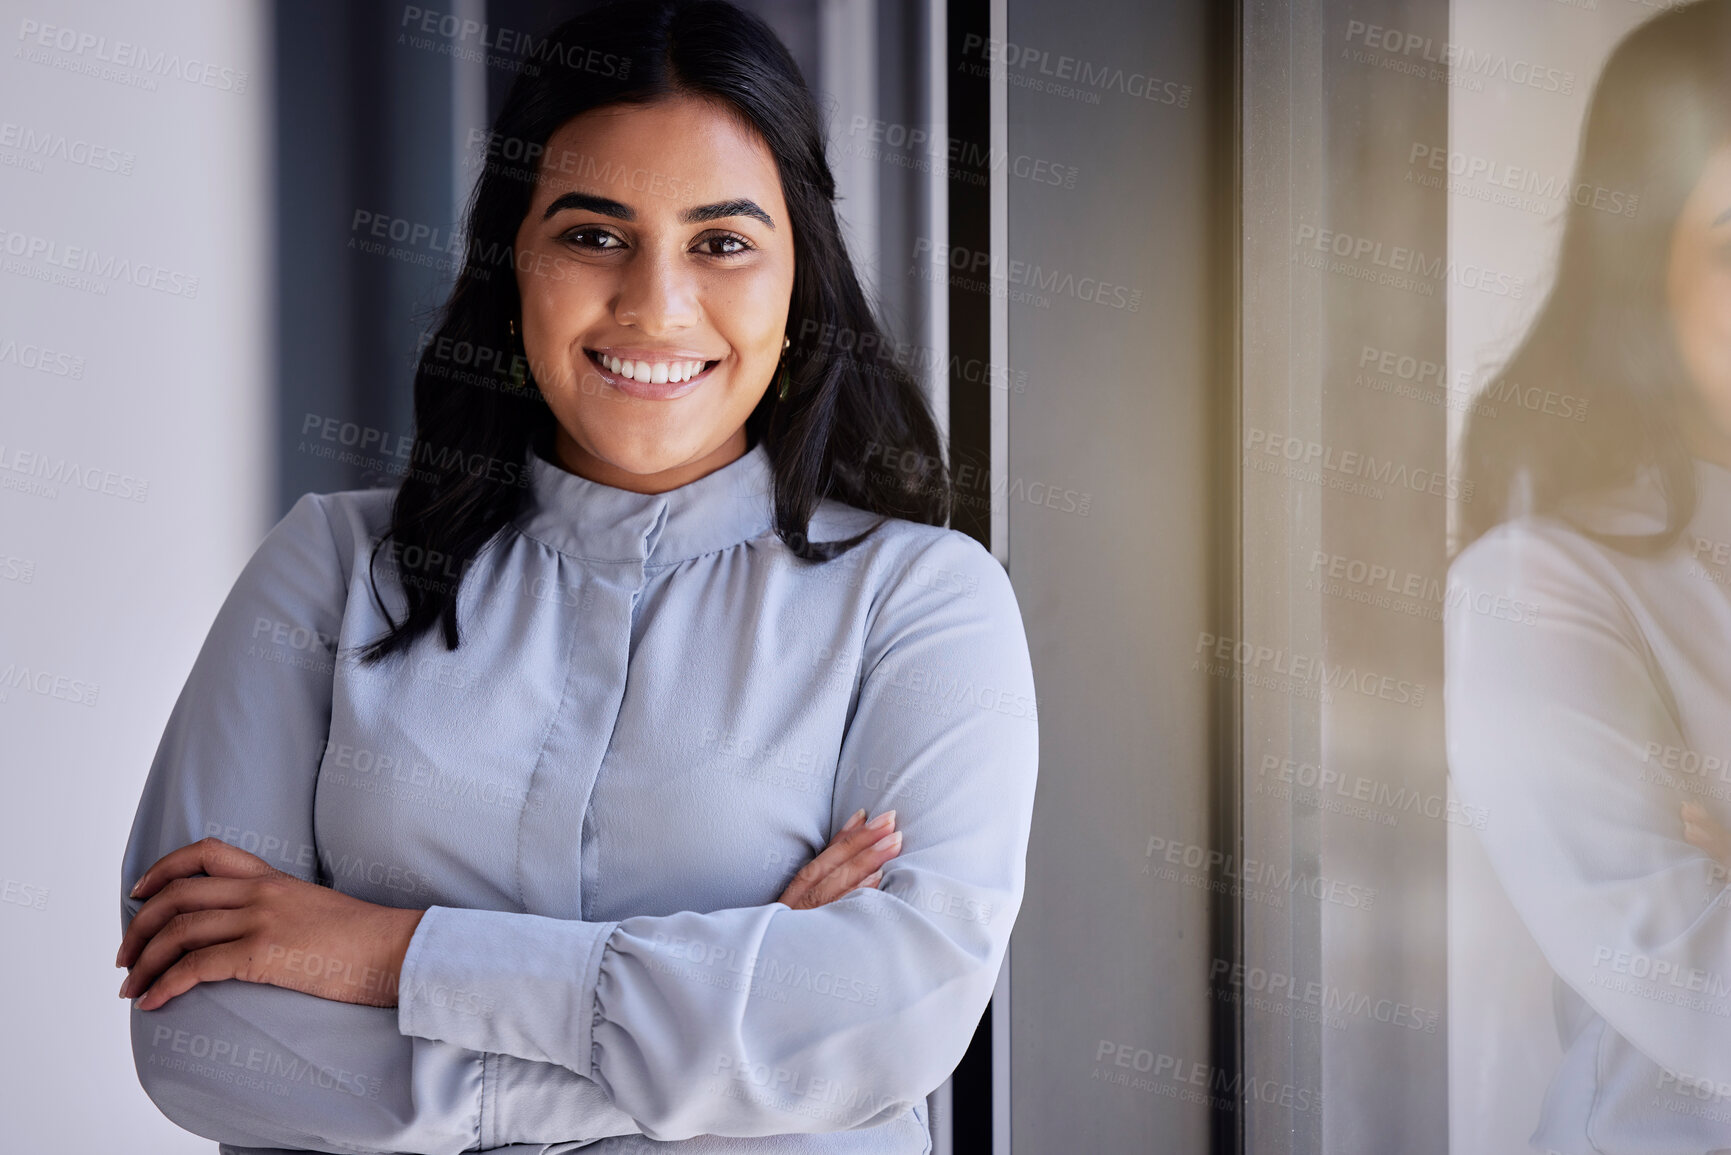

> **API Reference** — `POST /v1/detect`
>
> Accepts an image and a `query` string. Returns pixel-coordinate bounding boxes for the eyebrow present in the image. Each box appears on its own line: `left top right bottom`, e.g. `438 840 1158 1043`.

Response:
541 190 776 230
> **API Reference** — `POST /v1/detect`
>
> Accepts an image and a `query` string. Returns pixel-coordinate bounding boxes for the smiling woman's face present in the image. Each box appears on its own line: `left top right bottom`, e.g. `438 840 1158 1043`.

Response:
513 95 795 492
1670 141 1731 454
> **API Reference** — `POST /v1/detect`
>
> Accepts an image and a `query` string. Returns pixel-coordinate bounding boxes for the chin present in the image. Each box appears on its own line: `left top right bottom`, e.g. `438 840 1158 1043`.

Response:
574 429 713 477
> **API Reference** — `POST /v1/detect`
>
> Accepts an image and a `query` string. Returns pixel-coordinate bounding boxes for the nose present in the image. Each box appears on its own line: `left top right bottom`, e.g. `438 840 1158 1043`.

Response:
612 246 701 334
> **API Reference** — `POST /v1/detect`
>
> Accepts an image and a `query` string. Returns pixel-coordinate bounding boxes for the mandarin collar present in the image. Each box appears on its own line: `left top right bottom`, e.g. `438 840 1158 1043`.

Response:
512 439 777 565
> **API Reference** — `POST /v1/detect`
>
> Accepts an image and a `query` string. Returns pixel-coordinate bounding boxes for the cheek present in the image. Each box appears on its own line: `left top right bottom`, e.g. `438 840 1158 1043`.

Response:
1709 264 1731 336
1684 266 1731 360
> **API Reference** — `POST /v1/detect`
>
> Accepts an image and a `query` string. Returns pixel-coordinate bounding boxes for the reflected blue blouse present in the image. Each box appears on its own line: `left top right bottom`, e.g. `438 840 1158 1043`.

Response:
119 437 1039 1154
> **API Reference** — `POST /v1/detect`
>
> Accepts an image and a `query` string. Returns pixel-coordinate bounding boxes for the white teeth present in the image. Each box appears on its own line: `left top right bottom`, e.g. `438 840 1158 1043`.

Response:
597 353 708 384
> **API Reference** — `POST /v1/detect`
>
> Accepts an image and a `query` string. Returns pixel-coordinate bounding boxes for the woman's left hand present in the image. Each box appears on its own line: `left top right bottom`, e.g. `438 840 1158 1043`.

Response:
116 836 424 1012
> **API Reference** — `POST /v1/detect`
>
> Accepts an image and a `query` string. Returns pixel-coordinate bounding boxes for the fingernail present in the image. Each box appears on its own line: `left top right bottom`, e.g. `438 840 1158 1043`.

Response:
871 830 902 853
129 879 142 899
118 975 130 998
843 809 865 831
866 810 896 831
861 870 883 888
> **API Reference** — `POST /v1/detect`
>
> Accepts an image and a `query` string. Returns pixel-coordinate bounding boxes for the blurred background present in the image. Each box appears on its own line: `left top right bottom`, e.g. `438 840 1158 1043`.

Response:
0 0 1685 1151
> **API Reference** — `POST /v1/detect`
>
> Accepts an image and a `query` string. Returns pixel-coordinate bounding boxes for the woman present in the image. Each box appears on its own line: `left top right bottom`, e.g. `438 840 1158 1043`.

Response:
1446 0 1731 1150
113 2 1039 1152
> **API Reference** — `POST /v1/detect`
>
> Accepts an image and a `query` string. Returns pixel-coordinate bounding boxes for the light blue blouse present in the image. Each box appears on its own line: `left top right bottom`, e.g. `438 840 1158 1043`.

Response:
119 437 1040 1154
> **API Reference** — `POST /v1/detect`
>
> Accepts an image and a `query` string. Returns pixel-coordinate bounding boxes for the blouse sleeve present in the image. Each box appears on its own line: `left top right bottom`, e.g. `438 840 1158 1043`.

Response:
394 530 1041 1140
121 492 646 1154
1444 522 1731 1087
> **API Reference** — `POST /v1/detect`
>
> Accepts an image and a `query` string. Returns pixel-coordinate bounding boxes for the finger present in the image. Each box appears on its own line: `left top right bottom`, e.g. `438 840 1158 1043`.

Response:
828 810 897 857
841 808 866 833
118 876 262 969
134 939 253 1012
1683 818 1720 847
788 812 898 893
123 908 252 1004
1684 827 1730 865
805 830 903 907
778 812 902 908
130 836 281 901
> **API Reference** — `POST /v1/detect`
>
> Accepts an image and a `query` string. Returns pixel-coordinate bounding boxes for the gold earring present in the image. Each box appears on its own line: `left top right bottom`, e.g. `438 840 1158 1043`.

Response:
776 336 792 401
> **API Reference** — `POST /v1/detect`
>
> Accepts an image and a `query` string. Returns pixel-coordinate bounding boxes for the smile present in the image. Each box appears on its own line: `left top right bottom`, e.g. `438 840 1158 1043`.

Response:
588 350 718 384
584 349 721 399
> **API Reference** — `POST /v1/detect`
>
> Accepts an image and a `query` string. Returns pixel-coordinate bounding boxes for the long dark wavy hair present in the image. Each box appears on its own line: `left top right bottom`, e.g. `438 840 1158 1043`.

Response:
359 0 949 662
1455 0 1731 556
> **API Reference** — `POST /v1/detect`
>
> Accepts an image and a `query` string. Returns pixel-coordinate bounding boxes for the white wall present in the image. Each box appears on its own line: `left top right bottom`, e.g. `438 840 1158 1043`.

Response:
0 0 270 1148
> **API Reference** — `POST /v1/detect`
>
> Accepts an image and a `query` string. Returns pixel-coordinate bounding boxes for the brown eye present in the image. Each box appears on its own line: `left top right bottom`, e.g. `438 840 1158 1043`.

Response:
561 227 625 251
696 232 754 257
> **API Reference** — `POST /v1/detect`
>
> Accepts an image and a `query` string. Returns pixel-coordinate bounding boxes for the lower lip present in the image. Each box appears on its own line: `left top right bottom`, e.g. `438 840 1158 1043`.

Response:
584 350 719 400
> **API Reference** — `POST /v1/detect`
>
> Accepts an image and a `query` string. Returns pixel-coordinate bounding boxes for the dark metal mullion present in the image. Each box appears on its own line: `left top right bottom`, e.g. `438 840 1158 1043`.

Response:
1207 0 1246 1152
944 0 995 1149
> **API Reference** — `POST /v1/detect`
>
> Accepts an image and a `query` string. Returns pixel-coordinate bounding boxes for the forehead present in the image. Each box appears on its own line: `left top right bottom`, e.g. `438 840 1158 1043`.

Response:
529 95 784 212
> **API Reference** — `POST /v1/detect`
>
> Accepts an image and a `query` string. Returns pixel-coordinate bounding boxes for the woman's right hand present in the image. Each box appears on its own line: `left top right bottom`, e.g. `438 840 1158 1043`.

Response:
776 808 902 910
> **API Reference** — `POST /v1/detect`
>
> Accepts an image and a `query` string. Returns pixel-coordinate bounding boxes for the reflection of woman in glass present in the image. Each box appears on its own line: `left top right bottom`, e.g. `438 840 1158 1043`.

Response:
113 2 1038 1151
1447 0 1731 1149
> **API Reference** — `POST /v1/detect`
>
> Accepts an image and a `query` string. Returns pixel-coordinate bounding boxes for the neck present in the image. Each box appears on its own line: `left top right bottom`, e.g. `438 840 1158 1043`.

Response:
550 424 749 494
